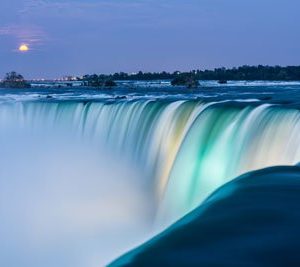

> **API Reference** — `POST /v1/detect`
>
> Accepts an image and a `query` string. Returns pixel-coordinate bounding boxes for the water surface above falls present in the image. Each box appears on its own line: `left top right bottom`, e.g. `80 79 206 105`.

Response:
1 81 300 266
1 80 300 106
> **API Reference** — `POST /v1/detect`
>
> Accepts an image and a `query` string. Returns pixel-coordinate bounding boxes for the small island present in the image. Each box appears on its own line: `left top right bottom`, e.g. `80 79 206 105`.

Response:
171 75 199 88
0 71 31 88
81 74 117 88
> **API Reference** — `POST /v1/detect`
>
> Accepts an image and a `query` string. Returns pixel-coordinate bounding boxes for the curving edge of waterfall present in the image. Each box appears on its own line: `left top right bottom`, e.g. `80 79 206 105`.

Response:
109 165 300 267
2 88 300 266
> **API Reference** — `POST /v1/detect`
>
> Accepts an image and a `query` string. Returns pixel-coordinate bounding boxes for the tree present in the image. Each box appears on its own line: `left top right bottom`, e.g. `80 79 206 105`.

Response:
0 71 31 88
81 74 117 88
171 75 199 88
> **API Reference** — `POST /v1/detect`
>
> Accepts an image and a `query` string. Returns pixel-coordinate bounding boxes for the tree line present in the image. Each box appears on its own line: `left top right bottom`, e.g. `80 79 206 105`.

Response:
81 66 300 82
1 66 300 89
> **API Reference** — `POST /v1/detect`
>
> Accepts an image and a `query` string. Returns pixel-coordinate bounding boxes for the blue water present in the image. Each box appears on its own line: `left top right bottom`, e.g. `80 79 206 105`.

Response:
1 80 300 266
1 80 300 105
110 165 300 267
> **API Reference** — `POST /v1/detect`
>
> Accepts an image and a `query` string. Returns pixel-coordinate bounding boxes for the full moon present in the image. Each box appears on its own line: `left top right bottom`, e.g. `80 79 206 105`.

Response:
19 44 29 52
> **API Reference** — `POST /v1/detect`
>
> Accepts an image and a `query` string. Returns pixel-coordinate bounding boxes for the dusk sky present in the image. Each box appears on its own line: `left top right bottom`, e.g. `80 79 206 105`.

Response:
0 0 299 79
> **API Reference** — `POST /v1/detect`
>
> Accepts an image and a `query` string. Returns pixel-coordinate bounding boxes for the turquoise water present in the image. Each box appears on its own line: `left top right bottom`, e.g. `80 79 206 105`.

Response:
110 165 300 266
1 81 300 266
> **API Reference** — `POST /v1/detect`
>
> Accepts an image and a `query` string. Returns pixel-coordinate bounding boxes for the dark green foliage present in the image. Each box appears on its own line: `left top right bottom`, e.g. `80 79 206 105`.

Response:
82 74 103 87
82 75 117 88
0 71 31 88
171 75 199 88
82 66 300 82
196 65 300 81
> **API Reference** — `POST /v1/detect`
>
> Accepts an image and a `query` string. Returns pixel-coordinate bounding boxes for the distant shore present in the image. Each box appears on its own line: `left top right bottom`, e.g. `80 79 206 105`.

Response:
1 66 300 89
74 65 300 83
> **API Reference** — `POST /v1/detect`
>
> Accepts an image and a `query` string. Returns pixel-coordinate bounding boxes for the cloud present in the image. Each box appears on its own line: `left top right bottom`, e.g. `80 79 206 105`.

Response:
15 0 164 31
0 25 46 50
20 0 165 17
21 0 151 12
19 0 48 14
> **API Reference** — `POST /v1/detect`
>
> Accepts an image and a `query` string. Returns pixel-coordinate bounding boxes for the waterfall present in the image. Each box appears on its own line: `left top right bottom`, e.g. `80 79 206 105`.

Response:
1 100 300 226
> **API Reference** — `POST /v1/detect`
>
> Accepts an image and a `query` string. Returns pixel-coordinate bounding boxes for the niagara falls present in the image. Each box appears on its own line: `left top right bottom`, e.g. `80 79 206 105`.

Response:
1 81 300 266
1 0 300 266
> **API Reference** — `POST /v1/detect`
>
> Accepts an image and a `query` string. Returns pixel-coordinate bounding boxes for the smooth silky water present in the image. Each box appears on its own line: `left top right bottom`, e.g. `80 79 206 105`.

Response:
1 81 300 266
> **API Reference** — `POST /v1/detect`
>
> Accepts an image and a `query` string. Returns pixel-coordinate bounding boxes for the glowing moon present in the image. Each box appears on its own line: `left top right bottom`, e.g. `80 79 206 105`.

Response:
19 44 29 52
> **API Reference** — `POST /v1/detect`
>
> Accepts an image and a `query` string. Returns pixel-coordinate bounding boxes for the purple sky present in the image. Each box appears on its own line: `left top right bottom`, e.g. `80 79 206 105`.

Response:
0 0 300 79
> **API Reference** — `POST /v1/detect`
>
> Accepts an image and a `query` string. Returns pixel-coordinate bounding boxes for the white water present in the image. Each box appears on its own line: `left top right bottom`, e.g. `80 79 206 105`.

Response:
1 100 300 266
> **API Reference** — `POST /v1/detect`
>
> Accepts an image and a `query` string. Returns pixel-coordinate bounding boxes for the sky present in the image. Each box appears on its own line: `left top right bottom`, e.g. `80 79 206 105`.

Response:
0 0 300 79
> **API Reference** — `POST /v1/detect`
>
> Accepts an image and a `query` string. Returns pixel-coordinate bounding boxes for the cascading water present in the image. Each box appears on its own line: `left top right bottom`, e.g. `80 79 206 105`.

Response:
1 99 300 227
0 97 300 267
159 103 300 224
